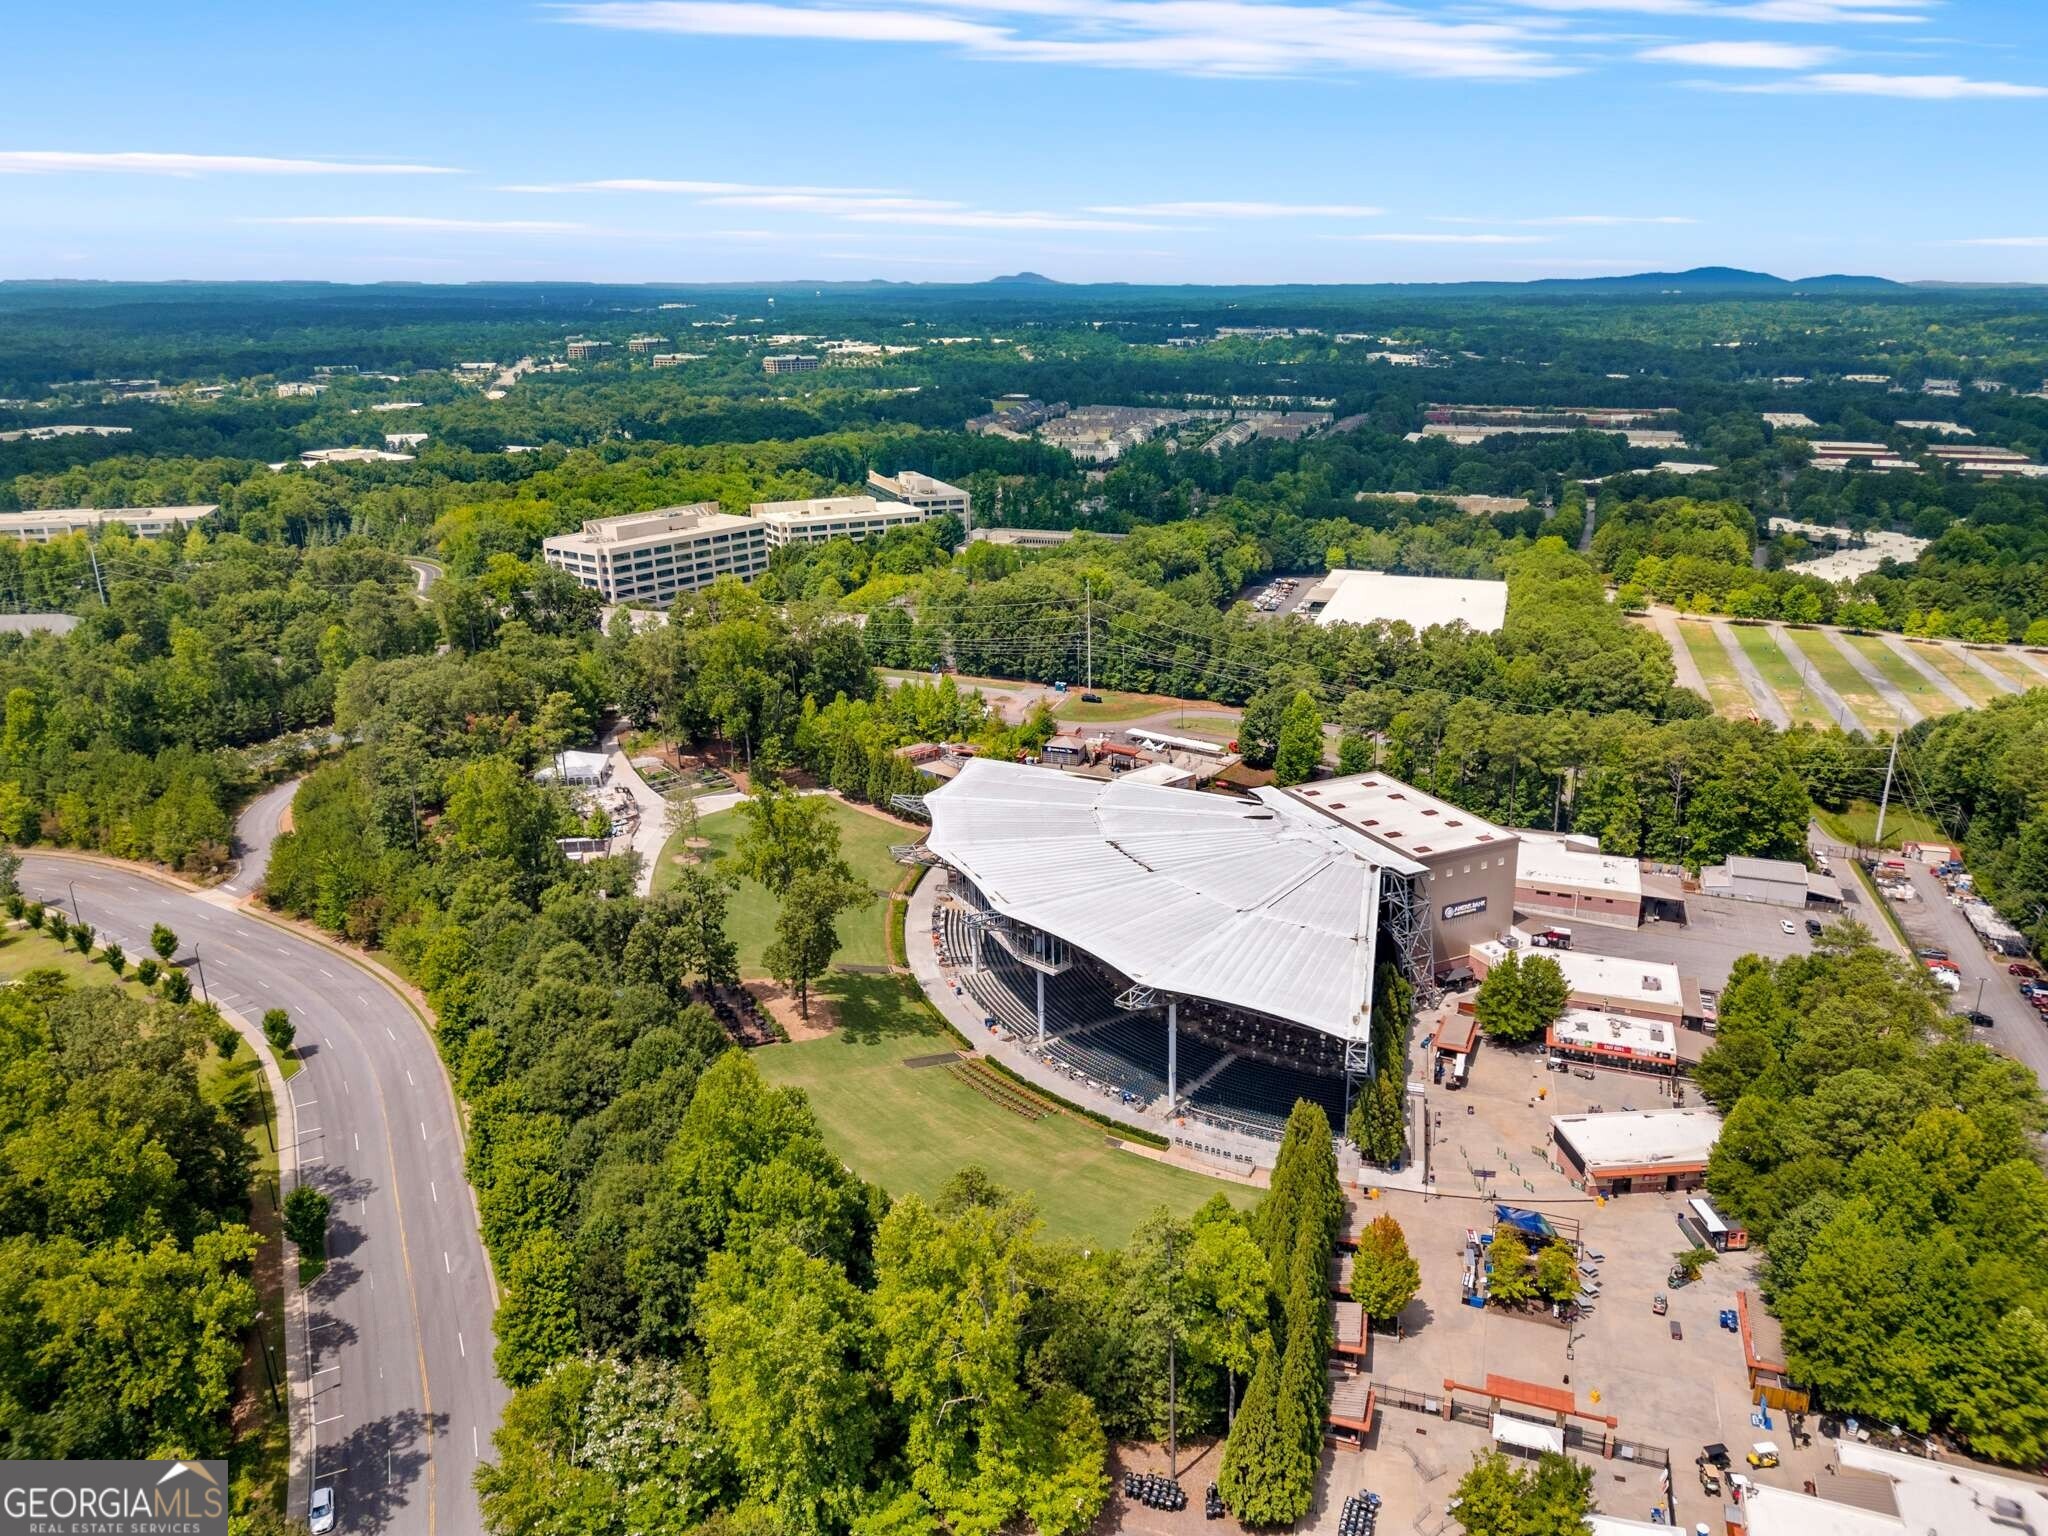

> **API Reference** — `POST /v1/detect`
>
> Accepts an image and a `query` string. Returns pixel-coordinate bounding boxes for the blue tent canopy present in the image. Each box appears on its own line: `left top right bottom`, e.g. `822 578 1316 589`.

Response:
1495 1205 1558 1241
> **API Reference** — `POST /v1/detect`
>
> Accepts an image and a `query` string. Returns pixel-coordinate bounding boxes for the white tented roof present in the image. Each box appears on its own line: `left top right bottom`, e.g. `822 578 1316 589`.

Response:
927 758 1415 1041
1305 568 1509 634
1491 1415 1566 1455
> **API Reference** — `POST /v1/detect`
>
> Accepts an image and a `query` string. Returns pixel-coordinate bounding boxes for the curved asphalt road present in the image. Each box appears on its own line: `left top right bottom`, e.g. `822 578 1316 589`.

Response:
24 852 503 1536
222 777 301 897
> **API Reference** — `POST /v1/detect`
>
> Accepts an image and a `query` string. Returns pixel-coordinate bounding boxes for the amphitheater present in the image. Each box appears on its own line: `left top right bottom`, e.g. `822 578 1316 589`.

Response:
912 757 1460 1152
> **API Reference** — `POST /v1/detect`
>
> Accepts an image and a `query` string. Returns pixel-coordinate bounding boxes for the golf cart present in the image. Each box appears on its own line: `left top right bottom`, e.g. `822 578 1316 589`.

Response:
1701 1443 1731 1469
1747 1441 1781 1469
1652 1293 1668 1316
1698 1461 1722 1497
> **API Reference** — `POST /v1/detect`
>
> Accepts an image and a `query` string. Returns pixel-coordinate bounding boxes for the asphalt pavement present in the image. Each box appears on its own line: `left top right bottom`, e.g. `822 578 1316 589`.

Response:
1889 861 2048 1088
223 777 301 897
24 853 503 1536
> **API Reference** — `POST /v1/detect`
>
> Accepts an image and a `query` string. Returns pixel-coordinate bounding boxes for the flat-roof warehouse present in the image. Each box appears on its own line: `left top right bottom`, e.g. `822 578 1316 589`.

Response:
1550 1108 1720 1194
1299 569 1509 634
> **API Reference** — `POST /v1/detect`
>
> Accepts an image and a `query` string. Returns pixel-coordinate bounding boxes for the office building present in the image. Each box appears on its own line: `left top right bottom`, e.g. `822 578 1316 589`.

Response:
626 335 667 355
0 505 219 543
751 495 930 548
541 504 769 603
762 354 820 375
565 340 610 361
866 469 972 523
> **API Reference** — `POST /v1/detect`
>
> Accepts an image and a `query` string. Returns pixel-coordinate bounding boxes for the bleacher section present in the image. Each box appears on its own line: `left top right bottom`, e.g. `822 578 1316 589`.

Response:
936 886 1351 1134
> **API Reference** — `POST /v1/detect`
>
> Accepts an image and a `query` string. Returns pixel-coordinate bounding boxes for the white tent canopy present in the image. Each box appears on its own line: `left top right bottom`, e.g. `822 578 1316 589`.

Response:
1492 1414 1566 1455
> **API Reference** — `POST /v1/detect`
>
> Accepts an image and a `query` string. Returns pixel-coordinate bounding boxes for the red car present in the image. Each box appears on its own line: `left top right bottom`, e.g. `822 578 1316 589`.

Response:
2010 963 2040 978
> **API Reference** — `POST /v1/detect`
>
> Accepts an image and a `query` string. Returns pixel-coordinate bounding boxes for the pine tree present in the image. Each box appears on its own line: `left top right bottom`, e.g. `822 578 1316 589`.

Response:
1219 1337 1305 1525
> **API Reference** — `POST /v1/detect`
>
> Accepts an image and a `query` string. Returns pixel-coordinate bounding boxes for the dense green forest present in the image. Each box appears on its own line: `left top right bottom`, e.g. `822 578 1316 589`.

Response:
5 280 2048 1522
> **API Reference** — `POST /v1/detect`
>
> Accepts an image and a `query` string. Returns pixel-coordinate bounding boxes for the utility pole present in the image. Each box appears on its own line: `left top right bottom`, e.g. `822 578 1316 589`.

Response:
1084 578 1093 693
1165 1221 1179 1482
1874 723 1900 849
88 546 107 606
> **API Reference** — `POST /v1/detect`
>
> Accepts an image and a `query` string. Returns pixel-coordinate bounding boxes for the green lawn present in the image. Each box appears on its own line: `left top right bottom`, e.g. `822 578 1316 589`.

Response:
1676 622 1758 721
654 796 908 973
1817 798 1949 851
1053 688 1242 731
1731 625 1836 728
1775 629 1889 734
756 974 1253 1246
1840 634 1960 719
1910 641 2007 708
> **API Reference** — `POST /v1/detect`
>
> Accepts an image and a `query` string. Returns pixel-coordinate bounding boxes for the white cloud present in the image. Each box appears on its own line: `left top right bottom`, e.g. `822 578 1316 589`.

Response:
0 150 458 176
1321 232 1553 243
1951 236 2048 247
1707 71 2047 97
501 177 903 195
1086 201 1385 217
1638 40 1836 68
554 0 1569 80
1505 0 1927 21
1433 214 1696 225
841 208 1175 230
247 216 589 232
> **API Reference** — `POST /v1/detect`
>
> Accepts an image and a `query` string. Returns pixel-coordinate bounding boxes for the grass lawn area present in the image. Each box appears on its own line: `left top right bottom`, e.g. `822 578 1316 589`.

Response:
1841 634 1960 719
756 974 1254 1246
1817 798 1949 851
1958 647 2037 694
1731 625 1835 728
1776 629 1889 734
1053 688 1241 730
1676 622 1758 720
653 797 907 973
1910 641 2007 708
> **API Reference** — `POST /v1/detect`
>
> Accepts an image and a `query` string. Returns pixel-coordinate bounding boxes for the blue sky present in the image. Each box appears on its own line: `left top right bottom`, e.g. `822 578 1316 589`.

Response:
3 0 2045 284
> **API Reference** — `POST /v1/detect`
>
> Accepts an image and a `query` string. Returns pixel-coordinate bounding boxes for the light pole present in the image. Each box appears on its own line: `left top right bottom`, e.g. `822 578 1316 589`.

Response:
66 879 82 928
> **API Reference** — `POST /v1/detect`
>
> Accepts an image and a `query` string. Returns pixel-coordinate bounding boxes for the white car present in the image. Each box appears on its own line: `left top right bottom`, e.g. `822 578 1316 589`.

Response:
309 1487 336 1535
1780 920 1797 936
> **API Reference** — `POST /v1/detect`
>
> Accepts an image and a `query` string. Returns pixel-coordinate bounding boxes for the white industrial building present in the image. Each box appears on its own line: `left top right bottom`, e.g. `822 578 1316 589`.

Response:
867 469 972 523
541 504 770 603
1515 832 1643 928
1701 855 1840 909
750 494 930 548
1734 1439 2048 1536
0 504 219 542
1300 569 1510 634
1471 940 1690 1025
1549 1108 1720 1194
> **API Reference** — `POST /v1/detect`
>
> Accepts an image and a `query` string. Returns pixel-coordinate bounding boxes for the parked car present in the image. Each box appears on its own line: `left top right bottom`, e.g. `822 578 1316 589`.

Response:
2009 963 2040 978
309 1488 336 1536
1917 948 1950 960
1805 918 1824 937
1960 1011 1996 1029
1780 919 1797 936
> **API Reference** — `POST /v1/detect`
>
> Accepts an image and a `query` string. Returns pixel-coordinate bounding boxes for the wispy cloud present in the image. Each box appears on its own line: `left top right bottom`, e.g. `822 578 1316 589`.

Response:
1086 201 1385 218
1950 236 2048 247
503 176 901 196
553 0 1569 80
1434 214 1696 226
1638 40 1837 68
842 209 1176 231
246 216 589 232
1505 0 1928 22
1703 71 2047 97
1321 232 1553 244
0 150 459 176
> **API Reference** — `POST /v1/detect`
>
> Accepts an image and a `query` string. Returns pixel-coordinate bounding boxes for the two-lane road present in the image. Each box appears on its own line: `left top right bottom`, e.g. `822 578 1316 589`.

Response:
25 854 503 1536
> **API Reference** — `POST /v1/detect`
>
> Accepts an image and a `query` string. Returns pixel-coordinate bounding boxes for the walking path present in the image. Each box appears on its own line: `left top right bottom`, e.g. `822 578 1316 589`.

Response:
1824 629 1921 729
1956 646 2023 695
1649 608 1708 695
2012 649 2048 681
1880 635 1975 711
1769 624 1865 735
1714 623 1791 727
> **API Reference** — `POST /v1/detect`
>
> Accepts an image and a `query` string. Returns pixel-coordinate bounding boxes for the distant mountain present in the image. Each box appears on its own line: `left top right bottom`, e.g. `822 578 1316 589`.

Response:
1521 266 1902 294
984 271 1061 286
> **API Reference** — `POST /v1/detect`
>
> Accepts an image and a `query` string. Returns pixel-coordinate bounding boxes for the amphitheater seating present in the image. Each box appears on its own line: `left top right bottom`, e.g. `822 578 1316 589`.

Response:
1187 1053 1347 1138
948 1059 1054 1120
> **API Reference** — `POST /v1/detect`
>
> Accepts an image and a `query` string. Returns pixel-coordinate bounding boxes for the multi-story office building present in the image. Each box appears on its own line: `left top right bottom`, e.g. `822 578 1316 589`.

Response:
625 335 667 355
751 495 929 548
541 504 769 603
565 340 610 361
762 354 820 375
0 505 219 542
865 469 972 524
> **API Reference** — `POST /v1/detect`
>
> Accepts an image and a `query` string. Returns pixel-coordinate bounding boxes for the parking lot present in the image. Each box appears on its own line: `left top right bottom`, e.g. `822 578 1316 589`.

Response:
1352 1038 1829 1533
1884 861 2048 1087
